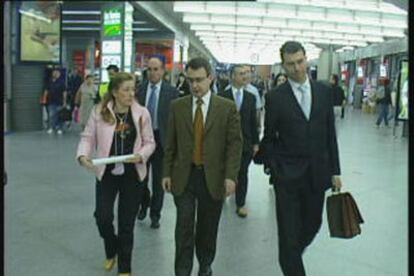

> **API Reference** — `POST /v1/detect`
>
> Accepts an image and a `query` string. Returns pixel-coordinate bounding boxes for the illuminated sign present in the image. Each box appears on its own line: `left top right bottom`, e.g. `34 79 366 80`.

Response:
357 66 363 78
103 7 122 37
379 64 387 78
102 40 122 54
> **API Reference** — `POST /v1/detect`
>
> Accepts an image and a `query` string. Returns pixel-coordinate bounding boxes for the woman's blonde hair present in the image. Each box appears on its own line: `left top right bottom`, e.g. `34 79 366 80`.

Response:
100 72 134 124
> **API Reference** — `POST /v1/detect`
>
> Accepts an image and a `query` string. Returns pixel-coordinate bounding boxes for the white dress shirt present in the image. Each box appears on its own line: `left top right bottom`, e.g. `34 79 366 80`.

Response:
288 77 312 115
231 86 244 109
192 90 211 124
145 80 162 129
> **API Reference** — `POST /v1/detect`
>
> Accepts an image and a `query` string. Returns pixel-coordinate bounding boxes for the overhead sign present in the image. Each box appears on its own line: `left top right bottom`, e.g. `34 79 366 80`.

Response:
102 40 122 54
103 7 122 37
379 64 387 78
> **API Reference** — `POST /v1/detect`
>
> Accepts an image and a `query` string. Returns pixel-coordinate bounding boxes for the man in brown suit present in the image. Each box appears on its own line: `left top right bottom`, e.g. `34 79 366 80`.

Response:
162 57 242 276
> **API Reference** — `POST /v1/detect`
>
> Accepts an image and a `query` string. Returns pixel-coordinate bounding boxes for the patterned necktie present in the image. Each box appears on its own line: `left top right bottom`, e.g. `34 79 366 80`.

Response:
298 85 310 120
193 98 204 165
235 89 242 111
147 84 157 127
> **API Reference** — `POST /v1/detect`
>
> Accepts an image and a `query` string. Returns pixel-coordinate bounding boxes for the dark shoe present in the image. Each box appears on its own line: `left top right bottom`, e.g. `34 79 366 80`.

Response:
150 219 160 229
137 207 147 221
199 266 212 276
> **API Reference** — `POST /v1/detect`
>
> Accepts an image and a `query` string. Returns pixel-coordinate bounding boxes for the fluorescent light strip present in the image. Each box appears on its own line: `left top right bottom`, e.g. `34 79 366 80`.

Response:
62 27 100 31
195 30 381 43
185 16 406 37
62 10 101 15
176 5 406 29
199 35 367 47
62 20 101 24
133 28 157 31
255 0 407 15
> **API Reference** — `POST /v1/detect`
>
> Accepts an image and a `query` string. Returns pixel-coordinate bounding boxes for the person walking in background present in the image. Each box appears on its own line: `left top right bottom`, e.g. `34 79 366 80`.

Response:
330 74 346 121
218 64 259 218
96 64 120 103
135 56 179 229
176 72 191 97
43 68 67 135
76 72 155 276
261 41 342 276
162 57 242 276
271 73 288 90
243 65 263 134
375 78 392 128
77 74 97 130
67 68 83 111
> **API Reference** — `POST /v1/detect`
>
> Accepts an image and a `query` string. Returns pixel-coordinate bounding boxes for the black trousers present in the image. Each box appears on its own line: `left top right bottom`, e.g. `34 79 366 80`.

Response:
274 169 325 276
94 165 144 273
140 130 164 221
235 151 253 207
174 166 223 276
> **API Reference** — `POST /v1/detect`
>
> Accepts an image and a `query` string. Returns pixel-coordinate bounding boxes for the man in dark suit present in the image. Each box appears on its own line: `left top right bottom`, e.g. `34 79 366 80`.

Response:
162 57 242 276
218 64 259 218
261 41 343 276
136 56 179 229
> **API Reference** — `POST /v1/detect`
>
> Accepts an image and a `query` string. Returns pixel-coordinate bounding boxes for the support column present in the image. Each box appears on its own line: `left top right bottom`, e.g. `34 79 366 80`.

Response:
317 46 334 81
100 2 134 82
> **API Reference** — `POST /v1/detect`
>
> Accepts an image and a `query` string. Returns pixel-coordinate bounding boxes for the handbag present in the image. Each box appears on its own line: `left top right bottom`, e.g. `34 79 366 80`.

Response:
326 190 364 239
58 106 72 122
72 106 80 123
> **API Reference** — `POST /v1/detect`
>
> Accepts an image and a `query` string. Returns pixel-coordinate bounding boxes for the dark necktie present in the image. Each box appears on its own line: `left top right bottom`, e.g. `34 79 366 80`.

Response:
193 98 204 165
147 84 157 127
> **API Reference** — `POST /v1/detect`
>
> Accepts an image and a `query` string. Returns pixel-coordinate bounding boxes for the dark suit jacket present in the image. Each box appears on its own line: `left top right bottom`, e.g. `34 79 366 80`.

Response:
261 80 340 191
136 81 179 149
163 94 243 200
219 88 259 154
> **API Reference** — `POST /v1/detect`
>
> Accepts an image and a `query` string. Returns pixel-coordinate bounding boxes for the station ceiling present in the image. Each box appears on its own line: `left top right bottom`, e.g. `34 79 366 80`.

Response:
172 0 408 64
60 1 407 65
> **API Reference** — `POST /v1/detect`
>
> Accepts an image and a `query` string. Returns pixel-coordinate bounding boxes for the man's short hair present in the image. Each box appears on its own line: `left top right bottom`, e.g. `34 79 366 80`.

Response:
279 41 306 63
148 56 165 69
185 57 212 76
230 64 245 78
106 64 119 72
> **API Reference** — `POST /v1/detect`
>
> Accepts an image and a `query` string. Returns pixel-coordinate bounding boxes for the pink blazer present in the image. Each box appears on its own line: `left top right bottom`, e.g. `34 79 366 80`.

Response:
76 100 156 181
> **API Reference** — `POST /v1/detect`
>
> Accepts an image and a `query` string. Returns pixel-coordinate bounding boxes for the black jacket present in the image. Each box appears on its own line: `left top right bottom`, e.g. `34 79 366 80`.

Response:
136 81 179 149
219 88 259 154
261 80 340 191
331 85 345 106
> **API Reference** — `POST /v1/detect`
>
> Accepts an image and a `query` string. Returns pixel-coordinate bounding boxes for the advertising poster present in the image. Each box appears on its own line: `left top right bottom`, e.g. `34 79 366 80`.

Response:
397 60 408 120
19 1 61 63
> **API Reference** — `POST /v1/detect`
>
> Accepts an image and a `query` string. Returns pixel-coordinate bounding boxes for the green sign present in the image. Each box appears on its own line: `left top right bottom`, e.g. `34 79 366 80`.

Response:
103 7 123 37
397 61 408 120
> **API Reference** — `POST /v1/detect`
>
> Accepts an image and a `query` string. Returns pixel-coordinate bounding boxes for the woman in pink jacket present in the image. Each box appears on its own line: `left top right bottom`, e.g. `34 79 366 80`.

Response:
76 72 155 276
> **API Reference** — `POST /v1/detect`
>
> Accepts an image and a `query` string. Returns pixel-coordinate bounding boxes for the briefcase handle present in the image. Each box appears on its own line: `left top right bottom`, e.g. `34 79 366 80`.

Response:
331 186 341 194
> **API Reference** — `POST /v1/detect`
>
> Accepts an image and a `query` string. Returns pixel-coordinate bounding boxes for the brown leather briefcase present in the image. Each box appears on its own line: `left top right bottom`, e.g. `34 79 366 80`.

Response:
326 192 364 238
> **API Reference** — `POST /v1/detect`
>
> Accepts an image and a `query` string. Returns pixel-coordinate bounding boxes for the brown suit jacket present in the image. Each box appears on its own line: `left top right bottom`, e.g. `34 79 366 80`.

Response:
163 94 243 200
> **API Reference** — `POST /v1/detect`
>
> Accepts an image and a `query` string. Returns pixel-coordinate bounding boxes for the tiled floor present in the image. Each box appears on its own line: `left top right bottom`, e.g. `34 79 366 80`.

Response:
4 108 408 276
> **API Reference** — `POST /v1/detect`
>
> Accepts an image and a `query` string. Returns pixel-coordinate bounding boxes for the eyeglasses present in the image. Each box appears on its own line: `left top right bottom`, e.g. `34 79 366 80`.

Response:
186 76 208 85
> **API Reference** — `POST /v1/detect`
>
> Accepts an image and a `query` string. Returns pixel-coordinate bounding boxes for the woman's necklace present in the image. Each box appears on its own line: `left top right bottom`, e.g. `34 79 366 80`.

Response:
115 112 128 139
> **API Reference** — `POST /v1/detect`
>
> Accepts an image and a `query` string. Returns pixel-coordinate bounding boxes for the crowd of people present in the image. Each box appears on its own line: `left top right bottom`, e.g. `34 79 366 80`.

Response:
70 40 346 276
